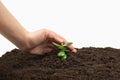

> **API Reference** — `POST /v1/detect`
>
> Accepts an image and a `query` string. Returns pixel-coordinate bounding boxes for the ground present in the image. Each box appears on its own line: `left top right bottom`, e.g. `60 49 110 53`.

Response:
0 47 120 80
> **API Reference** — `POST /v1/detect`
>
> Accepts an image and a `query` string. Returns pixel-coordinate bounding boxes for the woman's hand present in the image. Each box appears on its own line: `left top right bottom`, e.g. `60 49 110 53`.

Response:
23 29 77 55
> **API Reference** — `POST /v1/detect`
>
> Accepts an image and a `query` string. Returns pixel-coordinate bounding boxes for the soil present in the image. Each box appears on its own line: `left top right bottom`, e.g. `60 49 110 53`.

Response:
0 47 120 80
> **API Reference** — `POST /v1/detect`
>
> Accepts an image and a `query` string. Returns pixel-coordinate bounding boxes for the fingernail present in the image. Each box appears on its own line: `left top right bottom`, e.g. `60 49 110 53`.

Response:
72 49 77 53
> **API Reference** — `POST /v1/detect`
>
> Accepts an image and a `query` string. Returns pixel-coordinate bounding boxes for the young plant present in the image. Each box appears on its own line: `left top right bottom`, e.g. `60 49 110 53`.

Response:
52 42 73 60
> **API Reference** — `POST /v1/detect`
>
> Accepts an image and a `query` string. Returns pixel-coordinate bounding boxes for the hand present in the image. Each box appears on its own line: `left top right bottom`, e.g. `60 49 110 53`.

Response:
22 29 77 55
0 2 77 55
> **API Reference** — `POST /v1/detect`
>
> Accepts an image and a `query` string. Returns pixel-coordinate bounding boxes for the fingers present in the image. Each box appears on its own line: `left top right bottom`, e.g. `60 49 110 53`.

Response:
48 31 77 53
29 44 52 55
48 32 64 44
67 45 77 53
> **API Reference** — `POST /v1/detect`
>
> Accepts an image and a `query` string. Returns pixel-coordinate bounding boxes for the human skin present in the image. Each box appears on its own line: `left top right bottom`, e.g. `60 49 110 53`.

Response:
0 1 77 54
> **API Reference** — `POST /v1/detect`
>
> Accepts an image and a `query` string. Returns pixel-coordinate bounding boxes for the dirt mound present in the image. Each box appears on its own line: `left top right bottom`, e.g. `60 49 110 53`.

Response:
0 47 120 80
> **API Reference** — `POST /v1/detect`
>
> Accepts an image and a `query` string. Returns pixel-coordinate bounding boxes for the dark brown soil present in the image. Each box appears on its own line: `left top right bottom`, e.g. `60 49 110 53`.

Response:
0 47 120 80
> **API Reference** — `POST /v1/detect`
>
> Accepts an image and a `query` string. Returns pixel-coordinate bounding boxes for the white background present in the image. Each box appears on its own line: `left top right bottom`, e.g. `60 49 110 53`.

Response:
0 0 120 56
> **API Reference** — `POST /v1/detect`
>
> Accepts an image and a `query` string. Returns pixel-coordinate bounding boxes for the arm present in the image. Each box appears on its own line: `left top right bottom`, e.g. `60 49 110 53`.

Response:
0 1 29 50
0 1 77 54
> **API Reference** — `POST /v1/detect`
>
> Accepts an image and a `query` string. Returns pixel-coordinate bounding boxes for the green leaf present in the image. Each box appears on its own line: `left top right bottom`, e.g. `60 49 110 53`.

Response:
65 49 70 52
63 42 73 47
52 42 61 47
53 41 73 61
61 54 67 60
58 46 64 49
57 51 65 57
59 47 66 51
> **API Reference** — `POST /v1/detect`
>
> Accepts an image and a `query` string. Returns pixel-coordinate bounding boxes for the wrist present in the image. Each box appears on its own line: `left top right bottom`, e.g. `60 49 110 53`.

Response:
17 31 31 51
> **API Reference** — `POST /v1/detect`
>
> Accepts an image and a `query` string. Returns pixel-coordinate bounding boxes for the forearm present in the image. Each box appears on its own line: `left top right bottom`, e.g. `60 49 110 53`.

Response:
0 2 29 50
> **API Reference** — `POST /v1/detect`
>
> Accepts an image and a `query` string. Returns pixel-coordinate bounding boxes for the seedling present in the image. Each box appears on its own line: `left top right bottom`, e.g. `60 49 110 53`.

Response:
52 42 73 60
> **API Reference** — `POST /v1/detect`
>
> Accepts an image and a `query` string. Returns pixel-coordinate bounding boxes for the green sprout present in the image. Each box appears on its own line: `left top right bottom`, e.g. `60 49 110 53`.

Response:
52 42 73 60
